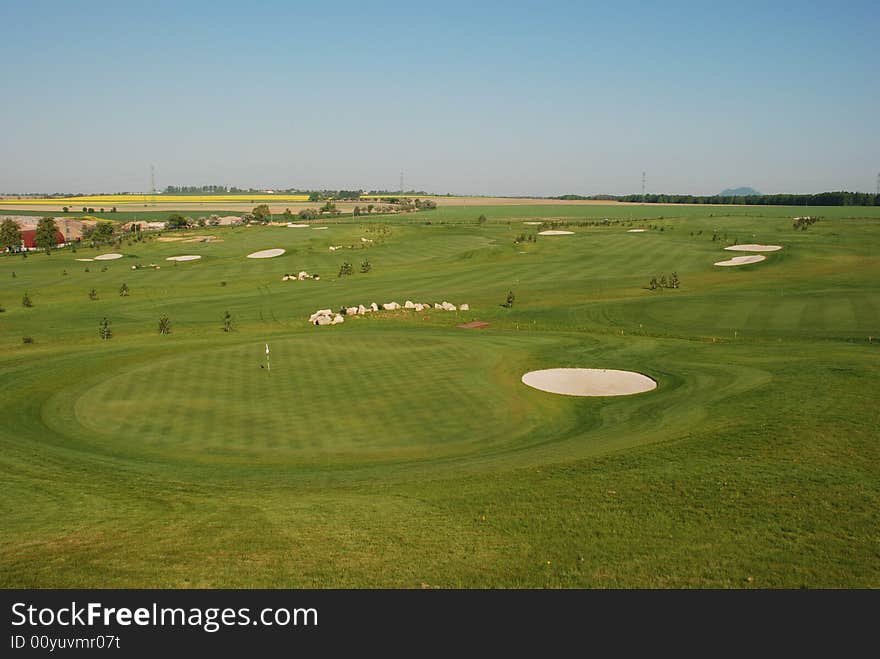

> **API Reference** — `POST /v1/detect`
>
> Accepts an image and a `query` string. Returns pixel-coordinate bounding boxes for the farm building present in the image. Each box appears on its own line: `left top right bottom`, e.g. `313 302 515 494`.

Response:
20 228 67 250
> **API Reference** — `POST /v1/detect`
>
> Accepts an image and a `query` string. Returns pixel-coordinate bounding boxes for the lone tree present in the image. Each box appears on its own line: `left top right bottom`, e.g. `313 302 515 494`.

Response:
338 261 353 277
119 283 129 297
252 204 272 223
158 315 171 335
360 259 371 273
165 214 189 229
478 214 488 225
35 217 60 253
92 222 114 243
0 218 22 252
503 290 515 308
99 317 112 340
22 292 33 307
88 288 98 301
222 310 233 333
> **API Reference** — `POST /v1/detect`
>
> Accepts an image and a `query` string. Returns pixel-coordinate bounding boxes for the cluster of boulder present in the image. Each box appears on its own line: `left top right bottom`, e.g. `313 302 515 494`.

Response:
309 309 346 326
282 271 319 281
309 300 470 326
131 263 161 270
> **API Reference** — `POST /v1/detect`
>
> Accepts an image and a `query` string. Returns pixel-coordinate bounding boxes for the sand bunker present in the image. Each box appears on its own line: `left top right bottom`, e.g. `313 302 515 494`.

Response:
714 255 766 267
522 368 657 397
75 258 94 262
458 321 490 329
247 248 285 259
724 244 782 252
627 229 646 233
538 230 574 236
524 221 543 225
287 223 309 228
312 226 328 230
94 253 123 260
166 255 202 262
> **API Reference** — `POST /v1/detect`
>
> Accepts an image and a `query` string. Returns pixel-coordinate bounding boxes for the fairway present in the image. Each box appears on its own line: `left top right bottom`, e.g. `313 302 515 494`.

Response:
1 204 879 588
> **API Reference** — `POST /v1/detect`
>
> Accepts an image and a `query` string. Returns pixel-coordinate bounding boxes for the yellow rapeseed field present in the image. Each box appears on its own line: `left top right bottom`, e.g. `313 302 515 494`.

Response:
1 194 311 205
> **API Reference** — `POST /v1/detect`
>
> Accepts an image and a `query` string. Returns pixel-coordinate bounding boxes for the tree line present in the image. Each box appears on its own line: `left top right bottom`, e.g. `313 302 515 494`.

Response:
555 192 880 206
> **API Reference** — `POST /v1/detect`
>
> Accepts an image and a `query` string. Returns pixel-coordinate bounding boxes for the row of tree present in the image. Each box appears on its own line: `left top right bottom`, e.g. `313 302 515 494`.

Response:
557 192 880 206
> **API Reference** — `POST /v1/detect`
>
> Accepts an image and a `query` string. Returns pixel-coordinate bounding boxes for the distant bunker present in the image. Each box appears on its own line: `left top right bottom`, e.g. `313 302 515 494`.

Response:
714 255 766 267
724 244 782 252
247 248 285 259
521 368 657 397
538 230 574 236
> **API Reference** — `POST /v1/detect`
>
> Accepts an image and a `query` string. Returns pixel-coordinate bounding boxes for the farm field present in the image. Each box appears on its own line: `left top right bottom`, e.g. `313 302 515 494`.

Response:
1 204 878 588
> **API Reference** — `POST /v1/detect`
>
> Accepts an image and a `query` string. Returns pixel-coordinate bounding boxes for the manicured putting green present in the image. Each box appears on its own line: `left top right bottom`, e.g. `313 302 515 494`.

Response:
72 333 551 465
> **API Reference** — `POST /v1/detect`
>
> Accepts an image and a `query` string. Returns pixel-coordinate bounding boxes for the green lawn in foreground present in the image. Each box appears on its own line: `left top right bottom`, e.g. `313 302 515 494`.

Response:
1 205 878 587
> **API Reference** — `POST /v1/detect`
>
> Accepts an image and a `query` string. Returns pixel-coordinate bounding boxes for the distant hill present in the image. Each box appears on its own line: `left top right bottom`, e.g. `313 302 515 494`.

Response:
719 187 761 196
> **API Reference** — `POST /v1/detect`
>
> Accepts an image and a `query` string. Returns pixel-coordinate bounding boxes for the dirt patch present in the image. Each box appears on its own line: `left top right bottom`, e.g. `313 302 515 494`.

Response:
457 321 490 329
157 235 221 243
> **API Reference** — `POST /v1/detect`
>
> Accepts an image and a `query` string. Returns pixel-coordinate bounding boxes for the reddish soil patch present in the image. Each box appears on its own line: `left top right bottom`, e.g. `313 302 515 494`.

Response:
457 321 490 329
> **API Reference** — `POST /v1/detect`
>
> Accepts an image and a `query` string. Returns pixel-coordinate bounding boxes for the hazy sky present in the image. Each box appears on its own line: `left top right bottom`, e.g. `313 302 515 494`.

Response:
1 0 877 195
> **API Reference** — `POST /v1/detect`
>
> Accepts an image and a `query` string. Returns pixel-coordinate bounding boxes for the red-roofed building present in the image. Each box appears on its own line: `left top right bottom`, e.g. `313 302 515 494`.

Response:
20 229 66 250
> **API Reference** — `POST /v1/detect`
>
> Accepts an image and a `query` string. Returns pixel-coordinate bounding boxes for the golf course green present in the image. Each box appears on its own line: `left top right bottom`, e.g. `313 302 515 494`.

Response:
1 203 878 587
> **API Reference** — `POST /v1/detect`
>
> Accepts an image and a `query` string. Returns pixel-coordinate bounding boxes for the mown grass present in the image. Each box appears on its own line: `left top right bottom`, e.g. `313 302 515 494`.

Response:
1 204 878 587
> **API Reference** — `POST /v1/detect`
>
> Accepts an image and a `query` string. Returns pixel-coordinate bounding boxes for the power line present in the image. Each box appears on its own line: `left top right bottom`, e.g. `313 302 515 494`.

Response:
149 164 157 206
641 171 646 198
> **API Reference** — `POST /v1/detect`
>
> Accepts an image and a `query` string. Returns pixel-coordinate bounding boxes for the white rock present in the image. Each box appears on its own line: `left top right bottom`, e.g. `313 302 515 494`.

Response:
459 303 469 311
383 302 401 310
346 306 359 316
434 303 442 309
332 314 345 325
298 271 309 280
357 305 367 315
370 303 379 312
315 315 332 326
441 301 457 311
404 300 415 309
414 303 424 311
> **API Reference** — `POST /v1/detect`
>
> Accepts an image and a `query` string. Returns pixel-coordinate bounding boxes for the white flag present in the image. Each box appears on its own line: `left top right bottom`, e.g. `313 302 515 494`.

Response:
265 343 270 355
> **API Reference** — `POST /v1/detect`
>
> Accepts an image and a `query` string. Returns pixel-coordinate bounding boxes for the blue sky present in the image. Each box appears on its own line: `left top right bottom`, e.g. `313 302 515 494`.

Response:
1 0 877 195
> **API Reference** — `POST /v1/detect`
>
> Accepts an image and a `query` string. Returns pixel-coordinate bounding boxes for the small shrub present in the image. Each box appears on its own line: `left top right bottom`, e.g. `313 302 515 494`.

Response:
158 315 171 335
99 317 112 340
22 336 34 344
89 288 98 301
22 292 32 307
119 283 129 297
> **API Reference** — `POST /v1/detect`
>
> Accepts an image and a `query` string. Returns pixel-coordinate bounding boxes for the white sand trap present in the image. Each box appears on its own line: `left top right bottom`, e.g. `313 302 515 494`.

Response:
94 253 123 260
522 368 657 397
166 255 202 262
724 244 782 252
714 255 766 267
524 221 543 225
628 229 646 233
538 230 574 236
75 258 94 262
247 248 285 259
287 223 309 228
312 226 328 230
